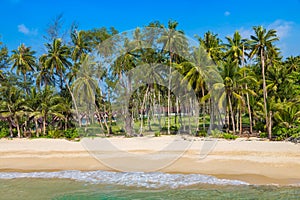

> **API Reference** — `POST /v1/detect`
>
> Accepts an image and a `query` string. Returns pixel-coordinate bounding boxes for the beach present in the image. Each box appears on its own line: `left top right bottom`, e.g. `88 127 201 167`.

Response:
0 136 299 186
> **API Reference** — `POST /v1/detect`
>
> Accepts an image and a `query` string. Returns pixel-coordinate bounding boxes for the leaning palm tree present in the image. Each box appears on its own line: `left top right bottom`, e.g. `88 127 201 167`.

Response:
11 44 36 93
249 26 279 139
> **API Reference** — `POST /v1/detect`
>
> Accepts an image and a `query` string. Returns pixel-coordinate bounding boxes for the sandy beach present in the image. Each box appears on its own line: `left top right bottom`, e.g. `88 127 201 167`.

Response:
0 136 300 185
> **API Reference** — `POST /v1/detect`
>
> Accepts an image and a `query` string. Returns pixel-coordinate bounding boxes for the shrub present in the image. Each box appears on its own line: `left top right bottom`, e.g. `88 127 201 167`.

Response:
197 130 207 137
154 132 161 137
259 132 268 138
48 130 64 138
64 128 79 139
0 128 9 138
222 133 238 140
211 129 223 138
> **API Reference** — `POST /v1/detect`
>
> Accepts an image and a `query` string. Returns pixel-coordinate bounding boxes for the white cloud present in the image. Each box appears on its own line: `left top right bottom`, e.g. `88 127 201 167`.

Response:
18 24 29 34
267 20 293 39
224 11 230 16
238 27 253 39
17 24 38 36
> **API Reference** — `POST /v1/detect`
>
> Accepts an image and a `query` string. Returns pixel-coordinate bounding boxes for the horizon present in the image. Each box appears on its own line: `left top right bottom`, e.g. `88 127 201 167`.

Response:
0 0 300 58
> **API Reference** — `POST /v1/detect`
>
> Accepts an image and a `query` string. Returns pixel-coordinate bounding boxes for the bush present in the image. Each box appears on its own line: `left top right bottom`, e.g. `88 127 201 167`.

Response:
259 132 268 138
197 130 207 137
222 133 238 140
64 128 79 139
48 130 64 138
0 128 9 138
154 132 161 137
211 129 223 138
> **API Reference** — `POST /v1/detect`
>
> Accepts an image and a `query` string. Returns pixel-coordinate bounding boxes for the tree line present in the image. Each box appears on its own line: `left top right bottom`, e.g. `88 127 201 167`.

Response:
0 19 300 141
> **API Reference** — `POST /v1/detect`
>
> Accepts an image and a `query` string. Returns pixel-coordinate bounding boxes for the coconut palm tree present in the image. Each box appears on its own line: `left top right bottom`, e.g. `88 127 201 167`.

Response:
249 26 279 139
157 20 188 134
10 44 36 93
40 38 71 90
0 85 25 137
197 31 224 65
70 30 91 63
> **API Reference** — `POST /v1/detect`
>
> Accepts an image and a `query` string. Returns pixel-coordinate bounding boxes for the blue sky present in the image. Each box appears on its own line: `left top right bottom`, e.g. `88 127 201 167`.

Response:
1 0 300 57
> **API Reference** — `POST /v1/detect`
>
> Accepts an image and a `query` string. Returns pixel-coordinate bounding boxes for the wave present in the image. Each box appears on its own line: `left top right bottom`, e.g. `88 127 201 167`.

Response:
0 170 249 188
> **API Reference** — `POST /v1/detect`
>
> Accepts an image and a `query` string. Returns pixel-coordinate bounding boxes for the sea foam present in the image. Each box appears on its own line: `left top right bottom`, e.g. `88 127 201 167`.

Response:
0 170 249 188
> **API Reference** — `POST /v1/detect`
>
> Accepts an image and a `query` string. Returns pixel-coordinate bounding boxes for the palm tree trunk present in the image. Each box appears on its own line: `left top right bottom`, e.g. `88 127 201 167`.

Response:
245 85 253 134
16 119 21 138
228 94 236 133
239 108 242 135
63 77 81 127
261 50 270 139
9 117 13 137
201 85 206 131
34 118 39 137
43 116 46 136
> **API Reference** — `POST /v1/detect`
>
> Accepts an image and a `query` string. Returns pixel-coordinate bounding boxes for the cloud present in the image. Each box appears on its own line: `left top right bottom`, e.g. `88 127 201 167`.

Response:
18 24 29 34
224 11 230 16
238 27 253 39
267 20 293 39
17 24 38 36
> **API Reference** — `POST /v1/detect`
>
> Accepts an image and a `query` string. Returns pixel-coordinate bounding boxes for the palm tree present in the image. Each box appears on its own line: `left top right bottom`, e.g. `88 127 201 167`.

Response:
0 85 25 137
70 30 91 63
158 20 188 134
35 62 55 90
179 46 211 131
197 31 224 65
225 31 253 134
11 44 36 93
40 38 71 90
72 55 99 127
249 26 279 139
37 86 66 136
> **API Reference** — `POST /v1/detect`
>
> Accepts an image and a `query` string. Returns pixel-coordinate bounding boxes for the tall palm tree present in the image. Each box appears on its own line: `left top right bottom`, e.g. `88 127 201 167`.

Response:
179 46 211 131
225 31 252 134
71 30 91 63
40 38 71 90
35 62 55 90
197 31 224 65
158 20 188 134
249 26 279 139
11 44 36 93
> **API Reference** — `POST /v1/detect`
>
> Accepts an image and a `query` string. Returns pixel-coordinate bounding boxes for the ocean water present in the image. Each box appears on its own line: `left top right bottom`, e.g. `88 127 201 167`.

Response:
0 171 299 199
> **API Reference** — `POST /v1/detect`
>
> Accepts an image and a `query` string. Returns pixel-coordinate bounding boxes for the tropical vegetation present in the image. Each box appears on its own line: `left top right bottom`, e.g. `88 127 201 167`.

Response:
0 19 300 141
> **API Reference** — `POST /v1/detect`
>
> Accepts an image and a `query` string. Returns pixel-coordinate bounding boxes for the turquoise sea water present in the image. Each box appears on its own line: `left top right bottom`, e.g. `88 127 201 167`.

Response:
0 171 299 199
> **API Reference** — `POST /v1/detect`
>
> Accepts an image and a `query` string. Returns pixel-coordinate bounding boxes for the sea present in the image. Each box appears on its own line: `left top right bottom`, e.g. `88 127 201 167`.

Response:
0 170 299 199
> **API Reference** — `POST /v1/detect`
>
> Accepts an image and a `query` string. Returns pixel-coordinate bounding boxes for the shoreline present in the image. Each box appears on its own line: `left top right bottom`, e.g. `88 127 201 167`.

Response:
1 137 300 186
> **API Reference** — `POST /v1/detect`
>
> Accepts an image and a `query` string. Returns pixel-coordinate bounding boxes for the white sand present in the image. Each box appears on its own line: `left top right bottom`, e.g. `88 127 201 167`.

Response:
0 136 300 185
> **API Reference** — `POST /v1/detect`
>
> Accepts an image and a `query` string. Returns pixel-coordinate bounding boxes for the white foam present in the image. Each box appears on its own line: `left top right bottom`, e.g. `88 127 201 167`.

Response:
0 170 249 188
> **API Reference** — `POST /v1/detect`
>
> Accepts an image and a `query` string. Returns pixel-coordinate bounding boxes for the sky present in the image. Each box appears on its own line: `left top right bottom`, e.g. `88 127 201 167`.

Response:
0 0 300 58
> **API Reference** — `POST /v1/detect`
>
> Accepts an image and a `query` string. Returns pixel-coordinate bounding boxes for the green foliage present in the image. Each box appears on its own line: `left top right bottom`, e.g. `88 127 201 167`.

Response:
154 132 161 137
211 129 223 138
222 133 238 140
0 127 9 138
64 128 79 139
48 130 64 138
259 132 268 138
197 130 207 137
272 126 300 140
